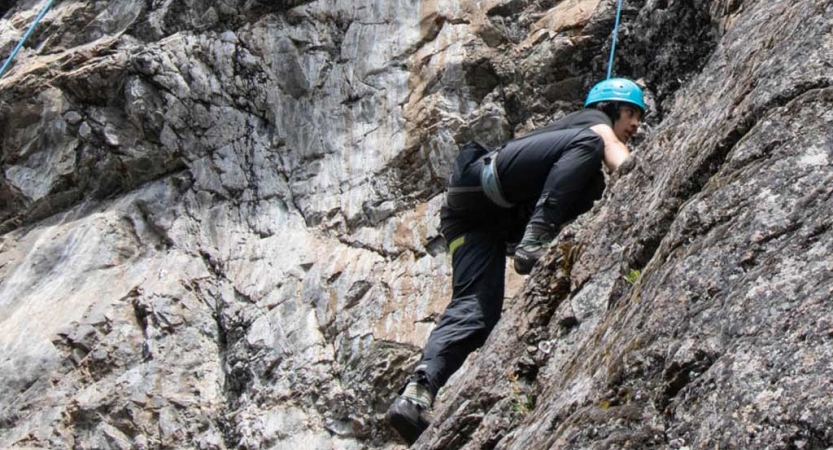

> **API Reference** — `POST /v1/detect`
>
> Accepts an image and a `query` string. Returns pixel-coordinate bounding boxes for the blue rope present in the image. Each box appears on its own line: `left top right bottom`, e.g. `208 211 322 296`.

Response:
606 0 625 80
0 0 57 79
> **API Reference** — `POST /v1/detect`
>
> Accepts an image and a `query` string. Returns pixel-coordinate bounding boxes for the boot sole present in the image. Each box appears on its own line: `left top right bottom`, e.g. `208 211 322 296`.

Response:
514 255 536 275
386 405 428 445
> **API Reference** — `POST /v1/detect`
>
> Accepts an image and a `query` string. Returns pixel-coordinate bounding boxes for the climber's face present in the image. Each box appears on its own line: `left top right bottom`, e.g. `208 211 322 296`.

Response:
614 104 642 143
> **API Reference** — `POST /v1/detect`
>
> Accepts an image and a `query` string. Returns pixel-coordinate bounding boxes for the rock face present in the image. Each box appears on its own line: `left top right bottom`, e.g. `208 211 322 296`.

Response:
0 0 831 449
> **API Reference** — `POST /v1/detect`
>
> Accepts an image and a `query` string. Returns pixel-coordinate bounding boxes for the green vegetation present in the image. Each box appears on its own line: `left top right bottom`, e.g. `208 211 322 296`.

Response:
511 393 537 416
508 372 537 417
623 268 641 285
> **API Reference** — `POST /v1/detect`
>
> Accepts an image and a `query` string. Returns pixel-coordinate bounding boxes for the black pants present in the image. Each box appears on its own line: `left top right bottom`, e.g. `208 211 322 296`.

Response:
420 129 605 394
420 229 507 394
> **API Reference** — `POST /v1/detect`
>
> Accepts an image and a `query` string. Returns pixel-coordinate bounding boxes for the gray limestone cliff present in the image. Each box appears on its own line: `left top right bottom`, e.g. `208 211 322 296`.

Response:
0 0 831 449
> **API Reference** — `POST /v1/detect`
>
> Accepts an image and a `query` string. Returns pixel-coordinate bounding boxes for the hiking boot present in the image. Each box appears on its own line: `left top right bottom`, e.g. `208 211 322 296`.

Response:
514 223 556 275
386 371 434 444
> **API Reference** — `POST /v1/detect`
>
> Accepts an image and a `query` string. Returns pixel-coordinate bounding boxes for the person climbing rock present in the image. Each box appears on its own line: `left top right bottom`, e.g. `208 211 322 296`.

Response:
386 78 646 445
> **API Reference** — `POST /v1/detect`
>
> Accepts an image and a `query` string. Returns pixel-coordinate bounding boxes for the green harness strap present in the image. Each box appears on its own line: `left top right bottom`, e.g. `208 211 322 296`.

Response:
448 235 465 259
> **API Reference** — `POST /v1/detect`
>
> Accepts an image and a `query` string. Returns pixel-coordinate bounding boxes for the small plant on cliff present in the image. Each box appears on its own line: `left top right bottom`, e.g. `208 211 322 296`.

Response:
623 268 641 285
508 372 537 416
511 392 537 416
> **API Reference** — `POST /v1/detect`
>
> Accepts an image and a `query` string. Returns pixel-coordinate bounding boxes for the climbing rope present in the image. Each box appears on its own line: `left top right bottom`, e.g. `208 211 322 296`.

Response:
0 0 57 79
606 0 626 80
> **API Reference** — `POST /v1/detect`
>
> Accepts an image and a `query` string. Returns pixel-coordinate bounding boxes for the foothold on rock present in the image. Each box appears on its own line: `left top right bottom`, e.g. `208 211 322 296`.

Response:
64 111 83 124
79 122 92 140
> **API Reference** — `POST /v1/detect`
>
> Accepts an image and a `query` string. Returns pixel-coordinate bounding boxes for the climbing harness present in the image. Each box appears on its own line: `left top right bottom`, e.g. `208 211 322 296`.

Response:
480 152 515 209
0 0 57 79
606 0 626 80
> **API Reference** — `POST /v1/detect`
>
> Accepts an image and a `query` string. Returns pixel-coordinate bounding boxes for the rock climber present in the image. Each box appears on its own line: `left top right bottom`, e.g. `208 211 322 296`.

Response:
386 78 646 445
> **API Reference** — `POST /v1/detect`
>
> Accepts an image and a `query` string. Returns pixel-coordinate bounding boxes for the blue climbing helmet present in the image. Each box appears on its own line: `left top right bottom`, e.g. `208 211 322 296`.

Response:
584 78 646 114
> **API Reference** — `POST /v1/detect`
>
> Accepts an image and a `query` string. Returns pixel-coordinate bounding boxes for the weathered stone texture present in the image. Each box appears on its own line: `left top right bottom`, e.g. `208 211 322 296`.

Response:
1 0 831 449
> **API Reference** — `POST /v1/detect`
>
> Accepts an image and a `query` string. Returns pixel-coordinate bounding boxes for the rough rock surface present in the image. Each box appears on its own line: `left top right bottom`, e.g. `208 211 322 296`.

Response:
0 0 831 449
